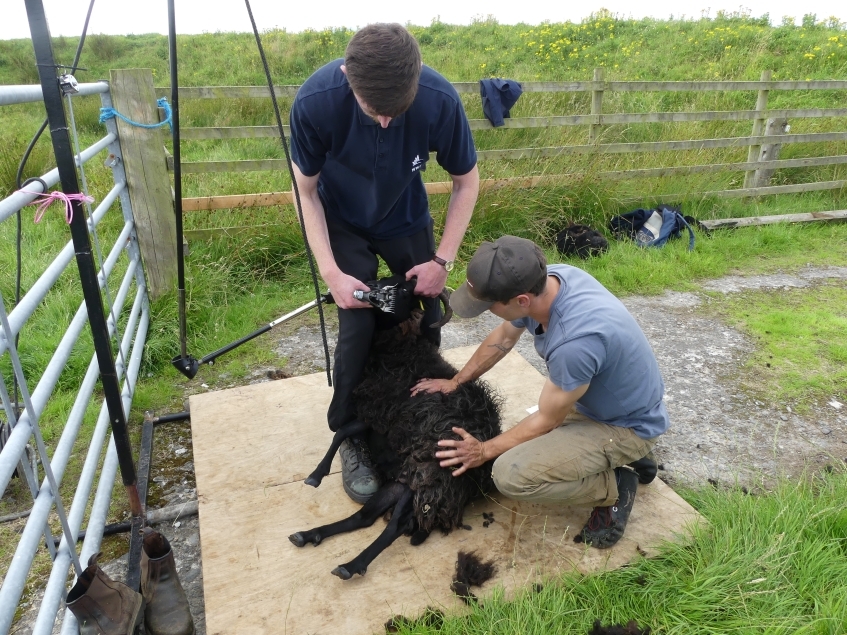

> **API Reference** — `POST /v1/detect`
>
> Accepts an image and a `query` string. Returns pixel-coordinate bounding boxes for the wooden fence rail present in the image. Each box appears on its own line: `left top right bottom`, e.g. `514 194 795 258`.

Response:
142 71 847 238
177 109 847 140
155 79 847 100
170 132 847 174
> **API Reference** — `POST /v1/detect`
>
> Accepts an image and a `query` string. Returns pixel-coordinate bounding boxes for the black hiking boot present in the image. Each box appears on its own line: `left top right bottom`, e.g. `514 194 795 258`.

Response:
628 451 658 484
339 435 381 504
577 467 639 549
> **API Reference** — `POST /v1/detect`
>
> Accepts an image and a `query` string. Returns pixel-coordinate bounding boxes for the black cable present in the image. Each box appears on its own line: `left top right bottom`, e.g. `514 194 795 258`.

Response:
244 0 333 387
12 0 96 415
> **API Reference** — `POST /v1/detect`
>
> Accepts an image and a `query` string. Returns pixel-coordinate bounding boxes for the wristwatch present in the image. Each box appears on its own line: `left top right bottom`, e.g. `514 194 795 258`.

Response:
432 255 454 272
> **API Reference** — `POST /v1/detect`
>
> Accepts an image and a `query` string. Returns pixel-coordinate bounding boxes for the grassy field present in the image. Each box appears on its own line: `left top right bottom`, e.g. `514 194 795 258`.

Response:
1 10 846 631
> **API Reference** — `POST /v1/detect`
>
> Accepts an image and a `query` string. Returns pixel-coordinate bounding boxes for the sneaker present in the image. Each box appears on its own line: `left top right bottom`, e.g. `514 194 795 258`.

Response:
339 435 381 504
628 451 658 484
577 467 639 549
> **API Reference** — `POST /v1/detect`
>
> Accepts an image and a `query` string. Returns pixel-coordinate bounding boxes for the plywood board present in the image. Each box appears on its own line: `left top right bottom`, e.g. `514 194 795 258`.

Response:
190 347 699 635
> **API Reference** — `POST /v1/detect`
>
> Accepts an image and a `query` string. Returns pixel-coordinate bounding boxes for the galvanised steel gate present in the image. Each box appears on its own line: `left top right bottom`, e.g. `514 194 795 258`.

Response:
0 76 150 634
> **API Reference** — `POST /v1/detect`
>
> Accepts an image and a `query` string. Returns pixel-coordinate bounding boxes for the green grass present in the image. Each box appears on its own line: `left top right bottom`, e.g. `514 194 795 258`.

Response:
391 468 847 634
708 284 847 409
2 11 847 626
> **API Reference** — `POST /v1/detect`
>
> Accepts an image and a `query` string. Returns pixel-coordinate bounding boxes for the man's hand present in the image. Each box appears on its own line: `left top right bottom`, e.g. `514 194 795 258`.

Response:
406 260 448 297
411 377 459 396
435 427 487 477
325 270 371 310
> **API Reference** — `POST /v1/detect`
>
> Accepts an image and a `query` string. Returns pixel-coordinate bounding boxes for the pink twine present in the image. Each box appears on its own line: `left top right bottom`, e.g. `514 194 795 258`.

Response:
18 190 95 224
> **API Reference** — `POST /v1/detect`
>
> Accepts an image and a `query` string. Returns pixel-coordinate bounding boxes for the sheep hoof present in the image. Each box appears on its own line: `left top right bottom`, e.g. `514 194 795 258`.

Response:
331 566 353 580
304 475 321 488
289 532 322 547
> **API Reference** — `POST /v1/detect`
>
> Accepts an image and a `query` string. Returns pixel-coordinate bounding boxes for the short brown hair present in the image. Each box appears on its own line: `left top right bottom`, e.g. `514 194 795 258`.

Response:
344 23 422 118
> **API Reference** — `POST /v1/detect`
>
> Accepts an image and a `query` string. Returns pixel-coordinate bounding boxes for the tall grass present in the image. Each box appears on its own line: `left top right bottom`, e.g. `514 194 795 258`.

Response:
393 468 847 634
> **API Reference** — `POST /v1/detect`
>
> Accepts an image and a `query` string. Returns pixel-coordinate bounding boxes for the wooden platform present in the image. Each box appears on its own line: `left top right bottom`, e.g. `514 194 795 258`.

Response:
190 347 699 635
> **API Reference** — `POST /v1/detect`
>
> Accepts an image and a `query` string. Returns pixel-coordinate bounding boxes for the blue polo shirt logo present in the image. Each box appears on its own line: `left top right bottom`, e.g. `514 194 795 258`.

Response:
411 155 424 173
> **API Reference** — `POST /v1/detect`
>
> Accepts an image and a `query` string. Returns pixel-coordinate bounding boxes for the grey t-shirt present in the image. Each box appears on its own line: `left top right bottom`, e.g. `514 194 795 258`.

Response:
511 264 669 439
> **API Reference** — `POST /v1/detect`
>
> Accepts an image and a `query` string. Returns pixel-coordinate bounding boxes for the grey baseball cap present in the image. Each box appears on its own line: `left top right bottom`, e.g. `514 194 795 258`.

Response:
449 236 548 318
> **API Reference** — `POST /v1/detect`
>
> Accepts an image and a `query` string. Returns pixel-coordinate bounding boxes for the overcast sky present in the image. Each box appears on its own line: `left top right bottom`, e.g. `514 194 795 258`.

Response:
3 0 846 41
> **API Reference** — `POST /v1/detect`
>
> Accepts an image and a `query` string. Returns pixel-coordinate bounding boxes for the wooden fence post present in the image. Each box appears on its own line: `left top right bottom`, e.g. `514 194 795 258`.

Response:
109 69 177 300
743 70 772 190
749 117 790 189
589 67 605 143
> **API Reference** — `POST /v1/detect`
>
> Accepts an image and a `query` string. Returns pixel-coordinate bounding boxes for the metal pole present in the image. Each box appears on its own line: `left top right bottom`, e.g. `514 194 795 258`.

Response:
168 0 188 360
24 0 141 517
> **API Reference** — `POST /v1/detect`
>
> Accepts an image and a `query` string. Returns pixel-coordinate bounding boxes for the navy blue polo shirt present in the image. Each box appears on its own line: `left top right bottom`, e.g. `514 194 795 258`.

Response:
289 59 477 239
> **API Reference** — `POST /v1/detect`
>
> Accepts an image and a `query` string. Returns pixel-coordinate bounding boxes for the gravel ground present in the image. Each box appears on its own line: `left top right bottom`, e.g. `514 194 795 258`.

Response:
13 265 847 635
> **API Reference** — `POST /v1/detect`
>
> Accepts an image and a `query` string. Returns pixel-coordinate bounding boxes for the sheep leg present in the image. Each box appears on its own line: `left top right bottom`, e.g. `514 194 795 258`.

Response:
331 485 415 580
304 419 370 487
288 481 406 549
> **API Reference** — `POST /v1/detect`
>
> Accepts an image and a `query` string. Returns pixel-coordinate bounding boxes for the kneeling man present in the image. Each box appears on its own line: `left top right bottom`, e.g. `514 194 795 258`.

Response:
412 235 668 548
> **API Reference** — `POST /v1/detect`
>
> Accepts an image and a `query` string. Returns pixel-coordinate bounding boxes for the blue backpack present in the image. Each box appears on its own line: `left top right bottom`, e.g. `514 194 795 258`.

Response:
609 205 696 251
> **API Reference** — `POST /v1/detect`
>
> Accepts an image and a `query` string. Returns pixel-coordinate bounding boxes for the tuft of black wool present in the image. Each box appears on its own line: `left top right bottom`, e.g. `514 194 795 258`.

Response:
450 550 497 605
588 619 651 635
556 224 609 259
450 580 478 605
353 312 503 535
455 550 497 587
385 607 444 632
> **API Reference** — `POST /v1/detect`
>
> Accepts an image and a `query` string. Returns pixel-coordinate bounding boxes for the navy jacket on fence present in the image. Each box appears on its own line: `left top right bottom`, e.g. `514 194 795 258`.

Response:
479 78 523 127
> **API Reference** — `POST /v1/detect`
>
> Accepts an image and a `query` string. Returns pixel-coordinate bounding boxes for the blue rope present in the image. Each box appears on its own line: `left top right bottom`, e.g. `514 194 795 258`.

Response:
99 97 172 131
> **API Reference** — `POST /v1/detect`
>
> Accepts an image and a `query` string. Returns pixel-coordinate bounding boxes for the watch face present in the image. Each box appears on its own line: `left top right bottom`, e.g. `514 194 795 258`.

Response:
445 261 454 272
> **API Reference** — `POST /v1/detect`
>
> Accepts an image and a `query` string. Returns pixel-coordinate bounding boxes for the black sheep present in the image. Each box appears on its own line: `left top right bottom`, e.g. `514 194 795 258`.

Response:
289 299 503 580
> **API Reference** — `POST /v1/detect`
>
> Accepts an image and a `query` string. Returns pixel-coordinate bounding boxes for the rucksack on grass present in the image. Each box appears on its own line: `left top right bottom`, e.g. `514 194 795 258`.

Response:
609 204 696 251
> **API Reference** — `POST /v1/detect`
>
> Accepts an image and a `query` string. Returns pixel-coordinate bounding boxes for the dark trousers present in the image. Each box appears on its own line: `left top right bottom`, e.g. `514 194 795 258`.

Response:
326 217 442 432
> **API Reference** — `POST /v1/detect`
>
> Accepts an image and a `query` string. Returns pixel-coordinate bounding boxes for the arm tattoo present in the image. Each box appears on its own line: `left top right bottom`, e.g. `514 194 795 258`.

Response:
489 343 513 354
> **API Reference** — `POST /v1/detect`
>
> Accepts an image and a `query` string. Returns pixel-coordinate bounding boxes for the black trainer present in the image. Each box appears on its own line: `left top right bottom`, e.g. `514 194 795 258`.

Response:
577 467 639 549
628 451 658 484
339 435 381 504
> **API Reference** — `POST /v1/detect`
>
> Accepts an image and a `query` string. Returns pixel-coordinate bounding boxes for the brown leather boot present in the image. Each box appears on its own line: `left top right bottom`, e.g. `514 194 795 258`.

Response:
66 553 145 635
141 527 195 635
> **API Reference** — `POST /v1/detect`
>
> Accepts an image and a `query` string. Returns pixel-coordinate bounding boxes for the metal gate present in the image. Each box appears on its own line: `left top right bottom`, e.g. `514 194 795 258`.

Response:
0 78 150 634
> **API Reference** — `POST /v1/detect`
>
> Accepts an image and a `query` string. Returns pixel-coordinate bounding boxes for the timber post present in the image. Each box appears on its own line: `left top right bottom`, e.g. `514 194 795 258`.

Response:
750 117 790 189
743 70 772 190
109 68 177 300
589 67 605 143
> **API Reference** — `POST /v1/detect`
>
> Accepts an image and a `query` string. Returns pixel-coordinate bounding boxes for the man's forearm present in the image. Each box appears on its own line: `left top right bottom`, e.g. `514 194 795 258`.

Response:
482 378 586 462
453 322 520 386
294 178 339 282
482 409 567 460
300 198 335 278
436 165 479 261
